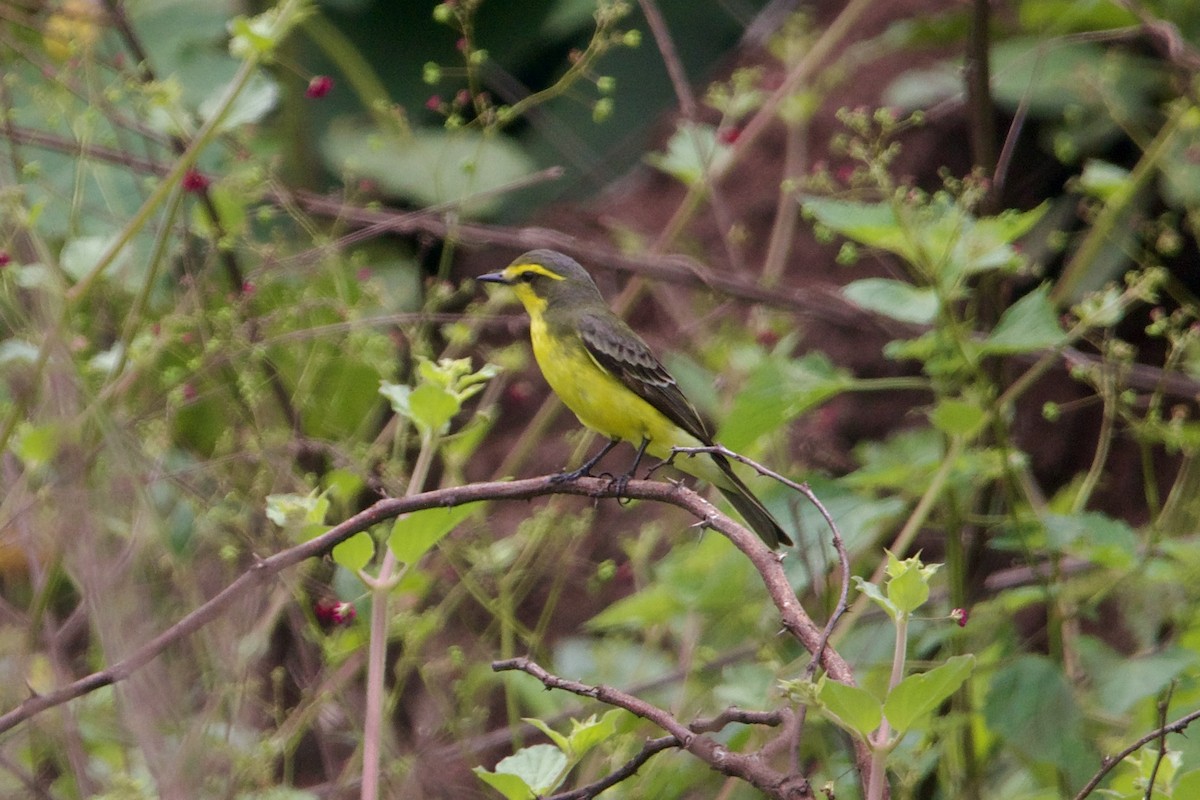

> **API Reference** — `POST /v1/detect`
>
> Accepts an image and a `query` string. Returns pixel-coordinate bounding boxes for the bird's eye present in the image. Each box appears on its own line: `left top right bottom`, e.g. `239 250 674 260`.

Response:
518 272 537 283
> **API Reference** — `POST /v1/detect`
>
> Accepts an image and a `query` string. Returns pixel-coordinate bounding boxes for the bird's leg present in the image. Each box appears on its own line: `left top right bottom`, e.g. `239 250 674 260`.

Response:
551 438 620 483
610 437 650 500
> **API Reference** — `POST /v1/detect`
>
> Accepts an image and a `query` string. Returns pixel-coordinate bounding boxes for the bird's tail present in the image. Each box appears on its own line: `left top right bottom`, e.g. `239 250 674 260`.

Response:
717 483 792 549
665 445 793 548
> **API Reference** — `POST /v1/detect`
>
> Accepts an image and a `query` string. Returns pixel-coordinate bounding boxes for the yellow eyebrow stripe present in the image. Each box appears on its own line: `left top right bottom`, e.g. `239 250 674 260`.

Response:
509 263 565 281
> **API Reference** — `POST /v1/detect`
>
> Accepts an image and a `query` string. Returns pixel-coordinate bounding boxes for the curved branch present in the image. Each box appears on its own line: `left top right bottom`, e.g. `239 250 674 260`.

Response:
0 472 854 779
495 656 814 800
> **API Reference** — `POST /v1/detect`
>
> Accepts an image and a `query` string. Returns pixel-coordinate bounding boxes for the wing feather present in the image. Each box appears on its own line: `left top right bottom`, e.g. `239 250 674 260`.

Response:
577 313 713 443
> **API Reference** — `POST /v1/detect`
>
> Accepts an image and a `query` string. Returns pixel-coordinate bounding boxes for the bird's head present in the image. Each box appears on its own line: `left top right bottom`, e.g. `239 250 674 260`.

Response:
477 250 605 316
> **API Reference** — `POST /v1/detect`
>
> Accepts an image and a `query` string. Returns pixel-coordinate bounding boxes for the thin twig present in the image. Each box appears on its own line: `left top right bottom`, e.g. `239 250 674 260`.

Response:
669 443 852 675
494 656 813 799
0 475 853 735
1142 683 1175 800
1072 702 1200 800
548 737 679 800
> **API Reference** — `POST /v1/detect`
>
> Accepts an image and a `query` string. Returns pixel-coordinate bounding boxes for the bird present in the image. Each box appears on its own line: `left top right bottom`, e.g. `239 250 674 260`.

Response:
477 249 792 549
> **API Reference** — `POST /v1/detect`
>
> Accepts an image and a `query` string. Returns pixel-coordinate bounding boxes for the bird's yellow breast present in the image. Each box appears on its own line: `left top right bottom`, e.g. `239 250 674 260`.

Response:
529 313 697 459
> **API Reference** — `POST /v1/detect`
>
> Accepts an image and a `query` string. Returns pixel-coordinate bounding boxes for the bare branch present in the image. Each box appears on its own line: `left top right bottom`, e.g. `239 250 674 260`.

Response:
1072 702 1200 800
548 737 678 800
494 656 814 800
0 474 848 738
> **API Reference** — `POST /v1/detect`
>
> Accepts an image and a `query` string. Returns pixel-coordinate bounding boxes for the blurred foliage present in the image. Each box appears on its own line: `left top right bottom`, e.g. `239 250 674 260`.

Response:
4 0 1200 799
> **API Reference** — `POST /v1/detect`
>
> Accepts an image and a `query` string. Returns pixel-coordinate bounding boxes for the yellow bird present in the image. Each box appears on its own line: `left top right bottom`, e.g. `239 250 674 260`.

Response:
478 250 792 548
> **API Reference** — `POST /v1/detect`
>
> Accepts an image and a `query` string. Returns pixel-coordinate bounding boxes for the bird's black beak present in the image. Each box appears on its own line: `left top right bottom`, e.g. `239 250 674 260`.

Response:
476 271 511 285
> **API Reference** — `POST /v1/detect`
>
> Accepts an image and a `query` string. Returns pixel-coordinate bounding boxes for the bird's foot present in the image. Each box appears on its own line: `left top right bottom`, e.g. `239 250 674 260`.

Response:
549 466 591 484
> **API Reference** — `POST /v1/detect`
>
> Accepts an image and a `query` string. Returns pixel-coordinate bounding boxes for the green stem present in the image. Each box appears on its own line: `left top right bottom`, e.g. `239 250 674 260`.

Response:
832 436 966 647
1051 100 1189 304
361 428 438 800
867 612 908 800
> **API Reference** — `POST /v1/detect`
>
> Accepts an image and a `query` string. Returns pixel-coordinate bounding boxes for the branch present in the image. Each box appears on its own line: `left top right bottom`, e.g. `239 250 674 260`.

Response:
495 656 813 800
0 474 846 736
1072 702 1200 800
548 736 678 800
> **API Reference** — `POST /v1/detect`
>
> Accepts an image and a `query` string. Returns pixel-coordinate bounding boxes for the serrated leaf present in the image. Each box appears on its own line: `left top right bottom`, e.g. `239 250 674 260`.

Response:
886 560 930 613
817 677 881 738
852 576 896 619
981 285 1065 354
884 655 975 732
566 710 622 757
331 531 375 572
388 502 483 565
843 278 939 324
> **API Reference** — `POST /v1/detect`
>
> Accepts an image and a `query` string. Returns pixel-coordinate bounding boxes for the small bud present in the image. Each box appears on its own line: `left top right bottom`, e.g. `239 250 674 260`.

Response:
951 608 969 627
422 62 441 85
305 75 333 99
596 75 616 94
592 97 613 123
622 29 642 47
182 169 210 193
425 94 443 111
314 599 357 625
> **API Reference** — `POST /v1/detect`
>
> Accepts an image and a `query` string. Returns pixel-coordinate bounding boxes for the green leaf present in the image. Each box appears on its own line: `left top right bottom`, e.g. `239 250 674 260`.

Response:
929 398 986 438
523 719 570 753
980 285 1065 354
886 558 931 614
644 122 730 186
1042 512 1137 569
587 582 683 629
852 576 896 620
265 492 330 539
388 502 483 565
565 710 623 757
408 382 460 434
472 767 534 800
320 122 536 218
884 655 975 732
802 198 915 262
10 422 62 469
332 531 375 572
984 655 1092 780
1076 637 1196 715
718 351 852 452
60 234 133 284
198 71 279 130
493 744 568 795
843 278 939 325
1078 159 1131 200
817 677 882 738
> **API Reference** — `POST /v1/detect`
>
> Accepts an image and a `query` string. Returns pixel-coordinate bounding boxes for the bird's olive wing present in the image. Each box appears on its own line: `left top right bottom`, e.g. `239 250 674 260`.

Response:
577 312 714 443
